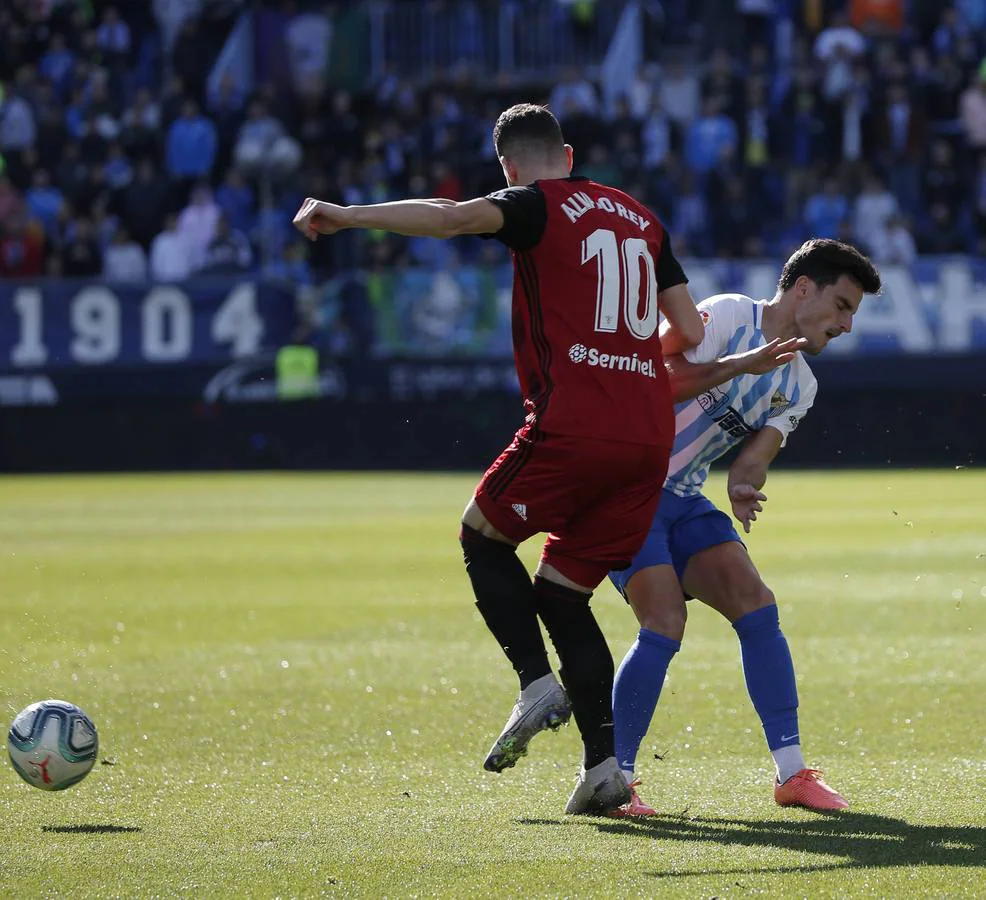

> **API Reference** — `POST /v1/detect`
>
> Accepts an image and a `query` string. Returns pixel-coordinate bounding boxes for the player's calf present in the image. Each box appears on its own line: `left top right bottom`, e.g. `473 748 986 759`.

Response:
534 576 618 771
460 524 552 689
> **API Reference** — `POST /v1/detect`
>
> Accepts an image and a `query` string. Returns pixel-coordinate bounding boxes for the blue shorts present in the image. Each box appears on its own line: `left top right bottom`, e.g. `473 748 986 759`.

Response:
608 488 742 598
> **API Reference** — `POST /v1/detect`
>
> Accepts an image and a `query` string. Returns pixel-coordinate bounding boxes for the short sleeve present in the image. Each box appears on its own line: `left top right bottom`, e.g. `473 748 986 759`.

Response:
682 295 748 365
766 368 817 447
656 232 687 291
482 185 547 251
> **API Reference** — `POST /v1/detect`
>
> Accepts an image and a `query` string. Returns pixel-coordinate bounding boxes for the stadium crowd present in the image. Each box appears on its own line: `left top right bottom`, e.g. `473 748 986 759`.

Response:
0 0 985 285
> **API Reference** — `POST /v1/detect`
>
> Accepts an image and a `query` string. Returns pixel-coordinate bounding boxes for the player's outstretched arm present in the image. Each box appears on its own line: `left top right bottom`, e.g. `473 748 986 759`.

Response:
657 284 705 354
727 427 784 533
292 197 505 241
665 337 808 403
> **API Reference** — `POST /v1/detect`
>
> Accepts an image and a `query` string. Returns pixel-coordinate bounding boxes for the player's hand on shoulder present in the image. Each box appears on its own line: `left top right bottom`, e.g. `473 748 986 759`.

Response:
292 198 351 241
737 337 808 375
728 483 767 534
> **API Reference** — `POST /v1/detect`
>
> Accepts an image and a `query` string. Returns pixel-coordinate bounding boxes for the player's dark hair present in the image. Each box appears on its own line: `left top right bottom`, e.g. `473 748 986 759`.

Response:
778 239 882 294
493 103 565 159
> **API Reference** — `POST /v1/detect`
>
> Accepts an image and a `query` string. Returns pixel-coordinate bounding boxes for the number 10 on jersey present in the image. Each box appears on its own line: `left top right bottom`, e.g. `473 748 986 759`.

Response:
581 228 658 340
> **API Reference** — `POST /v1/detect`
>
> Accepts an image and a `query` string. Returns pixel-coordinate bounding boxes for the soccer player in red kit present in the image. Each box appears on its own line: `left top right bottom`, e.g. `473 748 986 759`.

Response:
292 103 705 814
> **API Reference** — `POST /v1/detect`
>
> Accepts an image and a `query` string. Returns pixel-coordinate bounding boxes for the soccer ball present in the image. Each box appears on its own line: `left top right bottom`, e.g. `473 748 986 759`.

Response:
7 700 99 791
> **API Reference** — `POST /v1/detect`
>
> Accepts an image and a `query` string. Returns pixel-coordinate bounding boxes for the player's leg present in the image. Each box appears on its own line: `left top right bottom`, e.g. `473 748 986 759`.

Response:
466 430 574 773
532 563 633 815
608 504 686 783
461 496 551 689
535 440 669 815
680 539 848 810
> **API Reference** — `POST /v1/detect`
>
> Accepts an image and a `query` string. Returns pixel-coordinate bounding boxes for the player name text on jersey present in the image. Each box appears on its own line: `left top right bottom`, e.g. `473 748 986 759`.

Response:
560 192 651 231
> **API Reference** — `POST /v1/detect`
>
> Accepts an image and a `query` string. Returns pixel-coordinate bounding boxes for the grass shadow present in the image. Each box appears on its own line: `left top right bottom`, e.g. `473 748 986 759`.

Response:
42 824 142 835
517 810 986 875
595 811 986 876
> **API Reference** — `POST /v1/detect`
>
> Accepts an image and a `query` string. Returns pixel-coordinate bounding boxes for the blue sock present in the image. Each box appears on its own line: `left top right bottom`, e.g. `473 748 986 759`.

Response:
612 628 680 774
732 605 800 752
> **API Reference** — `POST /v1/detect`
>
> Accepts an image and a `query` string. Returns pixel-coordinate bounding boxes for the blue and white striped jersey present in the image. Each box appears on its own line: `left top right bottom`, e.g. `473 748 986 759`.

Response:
665 293 818 497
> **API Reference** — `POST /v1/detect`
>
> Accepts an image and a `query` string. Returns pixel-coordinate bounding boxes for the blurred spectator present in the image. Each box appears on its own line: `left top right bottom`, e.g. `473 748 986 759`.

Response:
103 227 148 282
851 0 904 35
38 33 75 99
853 173 899 246
177 182 220 270
171 18 214 103
62 217 102 277
31 80 68 171
959 66 986 151
200 213 252 274
580 145 621 186
150 213 191 282
0 214 44 278
703 50 742 119
95 6 132 62
103 142 134 192
685 97 738 175
263 241 313 285
0 83 37 152
814 11 866 61
918 202 967 254
121 88 162 159
125 158 171 249
624 65 656 121
804 178 850 240
658 60 701 133
673 170 712 256
641 98 671 171
714 175 760 258
54 141 89 209
550 67 599 117
25 169 64 239
232 99 302 181
284 2 332 94
869 213 917 266
215 168 255 234
976 152 986 234
166 99 218 181
923 139 964 213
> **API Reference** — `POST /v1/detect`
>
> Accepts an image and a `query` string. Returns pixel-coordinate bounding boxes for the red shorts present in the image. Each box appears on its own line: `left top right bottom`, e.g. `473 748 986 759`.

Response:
473 425 671 589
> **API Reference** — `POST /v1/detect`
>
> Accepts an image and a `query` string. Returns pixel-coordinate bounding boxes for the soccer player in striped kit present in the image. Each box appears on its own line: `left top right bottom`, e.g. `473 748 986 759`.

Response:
607 239 882 816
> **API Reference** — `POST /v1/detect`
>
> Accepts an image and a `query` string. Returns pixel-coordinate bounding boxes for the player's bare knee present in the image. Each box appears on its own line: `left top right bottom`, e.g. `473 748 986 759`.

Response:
627 588 686 641
639 601 686 642
727 582 775 619
626 567 686 641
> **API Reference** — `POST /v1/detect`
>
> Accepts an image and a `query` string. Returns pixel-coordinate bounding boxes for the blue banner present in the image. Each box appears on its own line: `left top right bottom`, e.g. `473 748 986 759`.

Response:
678 256 986 356
0 279 296 372
313 257 986 359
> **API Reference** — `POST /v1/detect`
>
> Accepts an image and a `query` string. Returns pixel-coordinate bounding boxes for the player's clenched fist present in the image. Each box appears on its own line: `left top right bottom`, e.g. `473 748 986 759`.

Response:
292 198 350 240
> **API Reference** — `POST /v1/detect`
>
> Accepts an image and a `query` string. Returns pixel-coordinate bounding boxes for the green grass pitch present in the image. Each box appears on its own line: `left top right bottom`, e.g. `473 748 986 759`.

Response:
0 470 984 898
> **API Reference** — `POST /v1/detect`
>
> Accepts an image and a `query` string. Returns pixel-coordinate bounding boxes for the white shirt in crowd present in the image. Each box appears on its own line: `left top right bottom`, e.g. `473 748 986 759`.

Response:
104 242 148 282
150 228 191 282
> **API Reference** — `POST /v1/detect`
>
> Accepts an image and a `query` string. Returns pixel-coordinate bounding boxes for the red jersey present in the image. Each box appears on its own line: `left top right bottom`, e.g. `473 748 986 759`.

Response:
485 177 686 448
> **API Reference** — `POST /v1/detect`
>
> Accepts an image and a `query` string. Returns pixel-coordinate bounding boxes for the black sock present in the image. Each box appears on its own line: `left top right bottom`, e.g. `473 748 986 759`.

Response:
533 575 615 769
460 525 551 689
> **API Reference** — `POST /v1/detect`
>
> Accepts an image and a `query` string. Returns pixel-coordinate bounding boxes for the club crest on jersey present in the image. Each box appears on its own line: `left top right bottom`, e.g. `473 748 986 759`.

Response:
700 310 712 326
769 390 790 414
